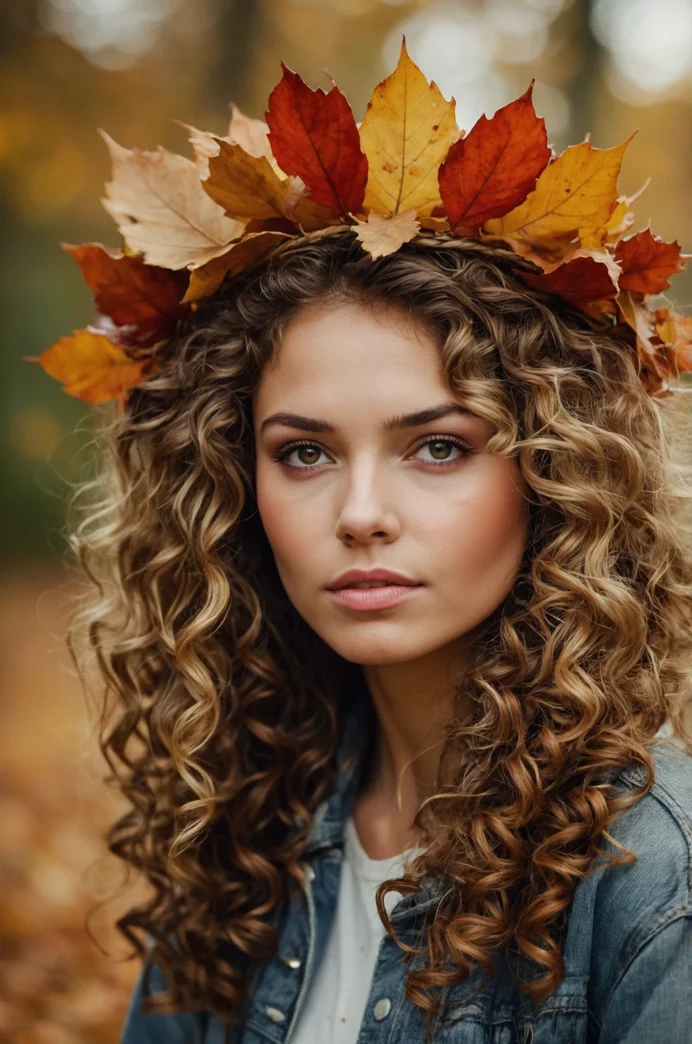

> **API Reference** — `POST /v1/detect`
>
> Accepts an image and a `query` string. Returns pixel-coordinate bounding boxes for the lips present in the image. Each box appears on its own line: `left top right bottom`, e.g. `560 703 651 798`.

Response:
326 568 421 590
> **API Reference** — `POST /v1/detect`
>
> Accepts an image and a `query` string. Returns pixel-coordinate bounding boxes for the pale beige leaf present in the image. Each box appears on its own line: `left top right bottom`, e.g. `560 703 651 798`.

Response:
354 209 421 259
99 130 243 270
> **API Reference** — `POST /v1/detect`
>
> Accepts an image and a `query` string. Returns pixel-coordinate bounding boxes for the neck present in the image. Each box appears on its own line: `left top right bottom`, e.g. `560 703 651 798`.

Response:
352 637 473 858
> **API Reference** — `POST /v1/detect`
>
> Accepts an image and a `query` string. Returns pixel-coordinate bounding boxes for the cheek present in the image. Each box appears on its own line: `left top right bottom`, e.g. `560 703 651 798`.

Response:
255 473 322 580
425 462 528 587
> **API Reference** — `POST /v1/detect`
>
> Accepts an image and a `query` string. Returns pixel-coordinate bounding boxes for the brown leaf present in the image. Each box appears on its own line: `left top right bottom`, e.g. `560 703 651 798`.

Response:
203 139 292 222
61 242 188 346
182 230 292 303
655 307 692 372
177 103 288 187
618 290 674 396
353 209 421 259
29 329 156 403
438 81 551 234
99 130 243 270
615 229 687 295
265 62 367 217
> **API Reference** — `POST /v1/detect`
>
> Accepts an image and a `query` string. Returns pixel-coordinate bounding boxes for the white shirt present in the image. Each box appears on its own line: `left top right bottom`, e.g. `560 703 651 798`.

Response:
291 814 423 1044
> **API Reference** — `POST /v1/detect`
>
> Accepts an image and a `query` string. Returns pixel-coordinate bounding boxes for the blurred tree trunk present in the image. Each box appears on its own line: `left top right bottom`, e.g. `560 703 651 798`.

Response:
204 0 264 111
567 0 608 141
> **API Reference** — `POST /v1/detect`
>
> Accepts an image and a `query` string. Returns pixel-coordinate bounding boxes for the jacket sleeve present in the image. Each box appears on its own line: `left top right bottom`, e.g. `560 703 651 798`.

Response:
597 911 692 1044
119 956 207 1044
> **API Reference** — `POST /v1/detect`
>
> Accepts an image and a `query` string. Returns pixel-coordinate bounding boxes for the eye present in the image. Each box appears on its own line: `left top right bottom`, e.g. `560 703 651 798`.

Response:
413 435 472 467
272 435 473 472
272 440 330 470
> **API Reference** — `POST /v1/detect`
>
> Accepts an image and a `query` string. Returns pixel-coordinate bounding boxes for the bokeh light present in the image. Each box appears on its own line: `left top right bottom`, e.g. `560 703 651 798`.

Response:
591 0 692 104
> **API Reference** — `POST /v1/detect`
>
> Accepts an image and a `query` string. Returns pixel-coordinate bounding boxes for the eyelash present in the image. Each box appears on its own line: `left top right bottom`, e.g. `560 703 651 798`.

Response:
271 435 473 472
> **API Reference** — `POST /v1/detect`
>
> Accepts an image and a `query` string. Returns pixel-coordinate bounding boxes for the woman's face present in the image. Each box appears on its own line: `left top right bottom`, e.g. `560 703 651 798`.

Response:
252 299 530 667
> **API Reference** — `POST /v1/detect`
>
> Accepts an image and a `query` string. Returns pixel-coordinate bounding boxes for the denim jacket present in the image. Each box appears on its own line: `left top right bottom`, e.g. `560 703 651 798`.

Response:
120 696 692 1044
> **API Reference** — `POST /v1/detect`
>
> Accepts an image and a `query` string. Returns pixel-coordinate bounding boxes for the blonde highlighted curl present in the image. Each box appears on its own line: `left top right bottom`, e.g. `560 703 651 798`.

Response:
69 226 692 1041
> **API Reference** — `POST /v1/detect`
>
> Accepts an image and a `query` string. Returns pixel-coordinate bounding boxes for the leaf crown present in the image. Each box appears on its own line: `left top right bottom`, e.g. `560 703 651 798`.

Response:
31 36 692 405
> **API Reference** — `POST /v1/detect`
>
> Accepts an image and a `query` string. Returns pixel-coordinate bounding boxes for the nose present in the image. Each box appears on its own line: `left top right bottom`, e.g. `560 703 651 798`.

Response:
334 458 400 545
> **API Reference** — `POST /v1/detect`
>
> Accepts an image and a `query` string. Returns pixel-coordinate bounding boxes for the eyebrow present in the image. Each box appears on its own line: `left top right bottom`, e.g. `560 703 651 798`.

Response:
259 402 475 437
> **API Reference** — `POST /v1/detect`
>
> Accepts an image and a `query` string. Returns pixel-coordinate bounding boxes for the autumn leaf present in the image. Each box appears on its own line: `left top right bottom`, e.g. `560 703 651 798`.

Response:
29 329 156 404
99 130 243 270
359 37 459 221
353 209 421 259
203 139 292 221
176 102 280 181
265 62 368 217
182 230 292 302
484 134 635 244
61 242 188 346
578 180 649 250
619 291 674 398
615 229 688 295
438 82 551 235
655 307 692 371
519 250 621 307
479 226 578 273
201 139 340 233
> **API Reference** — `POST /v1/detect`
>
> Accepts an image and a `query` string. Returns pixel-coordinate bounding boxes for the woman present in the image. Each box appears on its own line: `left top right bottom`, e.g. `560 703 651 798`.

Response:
65 227 691 1044
41 44 692 1044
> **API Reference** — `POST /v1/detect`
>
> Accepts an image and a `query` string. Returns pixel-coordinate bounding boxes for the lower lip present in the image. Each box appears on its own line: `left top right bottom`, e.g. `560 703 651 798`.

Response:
327 584 424 610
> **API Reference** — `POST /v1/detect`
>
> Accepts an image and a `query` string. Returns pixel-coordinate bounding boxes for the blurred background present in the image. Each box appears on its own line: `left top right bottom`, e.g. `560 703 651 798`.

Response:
2 0 692 1040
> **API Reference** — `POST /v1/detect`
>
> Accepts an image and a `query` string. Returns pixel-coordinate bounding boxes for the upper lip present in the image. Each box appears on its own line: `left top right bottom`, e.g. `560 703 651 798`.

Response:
326 568 422 590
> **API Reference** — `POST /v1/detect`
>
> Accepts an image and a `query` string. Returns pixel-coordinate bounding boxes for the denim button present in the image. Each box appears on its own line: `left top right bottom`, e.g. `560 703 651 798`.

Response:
279 954 302 970
265 1005 286 1023
374 998 391 1020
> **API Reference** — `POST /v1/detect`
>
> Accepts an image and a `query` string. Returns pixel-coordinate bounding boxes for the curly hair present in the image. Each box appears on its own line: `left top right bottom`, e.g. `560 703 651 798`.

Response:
69 225 692 1042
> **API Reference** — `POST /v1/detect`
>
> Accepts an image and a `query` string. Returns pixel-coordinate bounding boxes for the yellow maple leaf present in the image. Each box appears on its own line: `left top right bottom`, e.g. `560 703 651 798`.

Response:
579 178 649 249
29 330 155 404
99 131 243 270
354 209 421 259
484 134 635 243
359 37 459 220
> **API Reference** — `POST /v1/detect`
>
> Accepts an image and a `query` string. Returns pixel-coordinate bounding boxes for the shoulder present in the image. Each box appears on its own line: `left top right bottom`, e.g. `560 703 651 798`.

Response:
587 739 692 1022
119 953 207 1044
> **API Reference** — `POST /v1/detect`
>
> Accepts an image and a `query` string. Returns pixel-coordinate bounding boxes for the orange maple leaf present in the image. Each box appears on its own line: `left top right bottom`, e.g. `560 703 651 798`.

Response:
615 229 688 295
29 330 156 404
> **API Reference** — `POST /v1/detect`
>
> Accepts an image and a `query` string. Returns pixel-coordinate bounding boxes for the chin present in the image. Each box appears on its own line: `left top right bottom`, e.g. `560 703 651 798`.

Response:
319 631 432 667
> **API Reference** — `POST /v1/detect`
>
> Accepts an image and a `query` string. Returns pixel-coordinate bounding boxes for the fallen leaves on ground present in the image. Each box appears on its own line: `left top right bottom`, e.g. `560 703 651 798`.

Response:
0 573 153 1044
